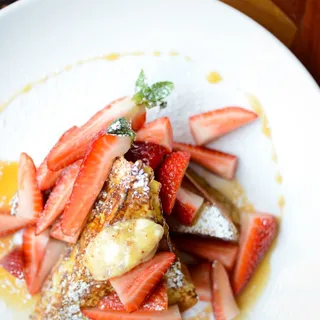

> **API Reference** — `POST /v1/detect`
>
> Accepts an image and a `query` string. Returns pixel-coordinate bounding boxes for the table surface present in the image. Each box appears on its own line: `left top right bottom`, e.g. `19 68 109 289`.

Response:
1 0 319 85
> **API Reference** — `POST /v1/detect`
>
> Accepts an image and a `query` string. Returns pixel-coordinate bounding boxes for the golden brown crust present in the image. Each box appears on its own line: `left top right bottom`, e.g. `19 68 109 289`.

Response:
33 158 197 318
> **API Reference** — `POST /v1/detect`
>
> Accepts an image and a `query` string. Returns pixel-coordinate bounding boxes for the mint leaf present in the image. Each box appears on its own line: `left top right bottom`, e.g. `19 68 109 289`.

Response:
149 82 174 102
132 91 145 105
132 69 174 109
135 69 148 92
107 117 136 141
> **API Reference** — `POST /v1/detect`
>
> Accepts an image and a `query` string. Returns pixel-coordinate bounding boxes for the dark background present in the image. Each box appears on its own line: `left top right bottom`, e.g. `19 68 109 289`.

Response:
1 0 319 85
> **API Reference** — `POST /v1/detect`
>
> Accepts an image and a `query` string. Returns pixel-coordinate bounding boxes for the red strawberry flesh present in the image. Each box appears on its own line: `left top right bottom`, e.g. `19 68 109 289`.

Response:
174 235 238 271
173 143 238 180
0 214 33 237
23 227 50 295
17 153 43 221
189 107 258 145
99 281 168 312
189 263 212 302
47 97 145 171
125 142 169 170
61 134 132 237
50 218 81 244
110 252 175 313
36 160 82 234
36 126 78 190
82 305 181 320
233 212 277 295
136 117 173 152
212 260 239 320
173 186 204 225
32 238 66 294
156 151 190 215
0 247 24 279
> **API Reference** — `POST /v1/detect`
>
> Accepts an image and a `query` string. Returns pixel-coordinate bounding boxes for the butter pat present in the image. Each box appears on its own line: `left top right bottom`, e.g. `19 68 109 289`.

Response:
84 218 164 280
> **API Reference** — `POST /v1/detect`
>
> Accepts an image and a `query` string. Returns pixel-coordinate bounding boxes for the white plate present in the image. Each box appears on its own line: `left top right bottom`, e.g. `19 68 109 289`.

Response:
1 0 320 319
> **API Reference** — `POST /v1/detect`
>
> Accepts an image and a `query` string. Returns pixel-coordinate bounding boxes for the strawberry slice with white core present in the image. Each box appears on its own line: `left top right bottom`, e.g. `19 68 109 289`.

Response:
212 260 239 320
189 263 212 302
233 212 277 295
173 143 238 180
173 186 204 225
36 126 78 190
61 134 132 237
0 247 24 279
0 214 33 237
189 107 258 145
50 218 81 244
47 97 145 171
174 236 238 271
23 227 50 295
32 238 66 294
82 305 182 320
136 117 173 152
110 252 175 313
17 153 43 221
36 160 82 235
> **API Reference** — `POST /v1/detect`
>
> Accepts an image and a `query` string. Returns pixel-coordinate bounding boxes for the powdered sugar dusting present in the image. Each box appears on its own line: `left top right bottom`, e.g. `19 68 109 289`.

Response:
167 202 239 241
166 260 184 289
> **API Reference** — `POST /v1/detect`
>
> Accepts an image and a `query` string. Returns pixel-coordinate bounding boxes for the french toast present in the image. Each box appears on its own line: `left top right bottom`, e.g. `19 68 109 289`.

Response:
33 157 197 319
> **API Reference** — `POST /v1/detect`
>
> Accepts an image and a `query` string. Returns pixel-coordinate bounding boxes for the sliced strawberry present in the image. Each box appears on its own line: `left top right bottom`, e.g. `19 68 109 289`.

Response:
23 226 50 295
99 281 168 312
61 134 132 237
233 212 277 295
82 305 181 320
132 105 147 131
181 301 214 320
173 186 204 225
173 236 238 271
212 260 239 320
17 153 43 221
156 151 190 215
136 117 173 152
173 143 238 180
32 238 66 294
36 160 82 235
125 142 169 170
139 281 168 312
0 247 24 279
36 126 78 190
189 107 258 145
110 252 175 312
36 158 62 191
50 218 81 244
189 263 212 302
0 214 32 237
47 97 145 171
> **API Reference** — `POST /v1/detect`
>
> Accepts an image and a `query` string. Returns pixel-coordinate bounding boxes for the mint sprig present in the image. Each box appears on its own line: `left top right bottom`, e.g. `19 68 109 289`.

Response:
132 70 174 109
107 117 136 141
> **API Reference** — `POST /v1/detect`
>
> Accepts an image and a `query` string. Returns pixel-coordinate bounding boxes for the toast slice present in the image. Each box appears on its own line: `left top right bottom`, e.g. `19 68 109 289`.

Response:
33 158 197 319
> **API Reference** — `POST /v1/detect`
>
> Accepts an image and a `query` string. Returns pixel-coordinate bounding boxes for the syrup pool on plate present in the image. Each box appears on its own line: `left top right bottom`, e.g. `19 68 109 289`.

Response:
0 161 38 315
